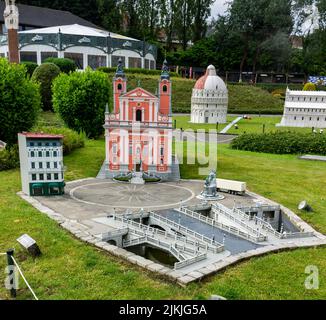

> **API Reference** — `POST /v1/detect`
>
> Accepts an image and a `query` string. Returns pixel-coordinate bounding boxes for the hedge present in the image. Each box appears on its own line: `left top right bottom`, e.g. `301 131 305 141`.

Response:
97 66 180 78
231 131 326 155
44 58 77 74
32 63 61 111
33 126 86 155
0 145 19 171
21 61 38 77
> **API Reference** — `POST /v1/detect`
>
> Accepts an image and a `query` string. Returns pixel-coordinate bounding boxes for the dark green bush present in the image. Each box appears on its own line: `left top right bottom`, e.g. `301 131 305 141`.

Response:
231 131 326 155
44 58 77 74
52 69 110 138
0 58 41 146
32 63 61 111
97 66 180 78
21 61 38 77
33 126 86 155
0 145 19 171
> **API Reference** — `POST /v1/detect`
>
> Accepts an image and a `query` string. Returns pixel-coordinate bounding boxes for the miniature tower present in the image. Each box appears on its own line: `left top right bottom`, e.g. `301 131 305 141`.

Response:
159 60 172 116
113 58 127 113
3 0 20 64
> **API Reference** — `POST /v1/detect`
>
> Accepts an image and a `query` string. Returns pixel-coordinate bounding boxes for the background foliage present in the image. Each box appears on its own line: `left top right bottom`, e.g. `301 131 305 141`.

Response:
0 58 41 146
52 69 110 138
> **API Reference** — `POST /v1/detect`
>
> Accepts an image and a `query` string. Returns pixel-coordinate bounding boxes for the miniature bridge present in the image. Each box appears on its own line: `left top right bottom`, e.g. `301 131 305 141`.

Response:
95 213 225 270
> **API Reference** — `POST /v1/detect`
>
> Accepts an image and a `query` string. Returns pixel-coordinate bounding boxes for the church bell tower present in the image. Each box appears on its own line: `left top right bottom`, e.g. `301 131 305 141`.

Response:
113 58 127 113
159 60 171 116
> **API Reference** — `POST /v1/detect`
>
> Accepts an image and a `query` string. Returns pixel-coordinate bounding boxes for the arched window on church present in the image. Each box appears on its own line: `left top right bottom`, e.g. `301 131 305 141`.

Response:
136 109 142 122
163 85 168 92
117 83 122 91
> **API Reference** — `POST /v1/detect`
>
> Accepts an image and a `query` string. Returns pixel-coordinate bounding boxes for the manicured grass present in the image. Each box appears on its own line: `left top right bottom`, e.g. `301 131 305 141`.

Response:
0 138 325 300
104 73 284 115
173 115 234 132
173 115 313 135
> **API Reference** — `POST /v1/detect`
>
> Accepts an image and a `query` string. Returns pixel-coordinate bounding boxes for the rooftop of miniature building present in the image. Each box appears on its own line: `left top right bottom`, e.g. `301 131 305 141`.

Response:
194 65 227 92
20 132 64 139
19 24 139 42
286 88 326 96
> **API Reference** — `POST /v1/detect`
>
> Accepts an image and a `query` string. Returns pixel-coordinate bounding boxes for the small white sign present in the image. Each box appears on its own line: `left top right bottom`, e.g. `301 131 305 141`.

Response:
17 234 36 249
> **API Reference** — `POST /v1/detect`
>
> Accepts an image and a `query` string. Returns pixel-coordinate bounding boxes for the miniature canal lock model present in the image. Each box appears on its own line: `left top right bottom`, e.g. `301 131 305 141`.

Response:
18 132 65 196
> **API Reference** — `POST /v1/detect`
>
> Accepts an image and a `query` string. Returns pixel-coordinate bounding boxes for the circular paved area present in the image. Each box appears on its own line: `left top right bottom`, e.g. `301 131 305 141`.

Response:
70 181 196 209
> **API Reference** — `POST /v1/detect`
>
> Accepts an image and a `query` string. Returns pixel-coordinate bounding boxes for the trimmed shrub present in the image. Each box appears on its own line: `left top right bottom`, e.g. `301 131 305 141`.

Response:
97 66 180 78
0 145 19 171
303 82 317 91
21 61 38 77
231 131 326 155
32 63 61 111
52 68 110 138
0 58 41 146
44 57 77 74
33 126 86 155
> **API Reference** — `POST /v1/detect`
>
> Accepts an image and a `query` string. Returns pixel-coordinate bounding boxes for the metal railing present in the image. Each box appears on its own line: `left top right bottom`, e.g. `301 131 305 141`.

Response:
149 212 224 253
174 253 207 270
101 228 129 241
211 204 267 242
177 207 267 243
114 216 210 257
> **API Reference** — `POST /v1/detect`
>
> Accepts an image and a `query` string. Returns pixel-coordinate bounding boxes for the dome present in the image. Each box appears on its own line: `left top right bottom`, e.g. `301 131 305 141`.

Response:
194 65 227 92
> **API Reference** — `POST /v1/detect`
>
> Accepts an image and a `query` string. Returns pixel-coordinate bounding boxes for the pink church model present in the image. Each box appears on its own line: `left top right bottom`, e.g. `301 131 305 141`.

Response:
103 59 178 181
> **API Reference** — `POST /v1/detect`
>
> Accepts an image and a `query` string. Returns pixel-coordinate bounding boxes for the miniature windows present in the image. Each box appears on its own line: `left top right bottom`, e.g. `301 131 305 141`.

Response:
31 151 35 157
47 162 50 169
54 173 59 180
163 85 168 93
46 151 50 157
160 147 164 156
117 83 122 91
31 162 35 169
54 162 58 169
53 151 58 157
39 174 44 181
32 174 37 181
38 151 42 157
47 174 51 181
39 162 43 169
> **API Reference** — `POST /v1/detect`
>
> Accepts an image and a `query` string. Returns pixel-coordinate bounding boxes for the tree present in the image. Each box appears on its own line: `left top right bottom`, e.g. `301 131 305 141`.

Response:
192 0 214 43
0 58 41 146
52 69 110 138
32 63 61 111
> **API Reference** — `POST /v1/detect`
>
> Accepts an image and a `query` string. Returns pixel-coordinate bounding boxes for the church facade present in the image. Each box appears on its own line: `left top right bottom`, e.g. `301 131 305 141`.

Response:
278 88 326 128
104 60 174 179
191 65 228 124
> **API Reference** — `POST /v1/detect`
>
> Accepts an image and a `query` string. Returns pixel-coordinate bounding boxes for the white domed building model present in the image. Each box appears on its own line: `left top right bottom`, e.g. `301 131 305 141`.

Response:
191 65 228 124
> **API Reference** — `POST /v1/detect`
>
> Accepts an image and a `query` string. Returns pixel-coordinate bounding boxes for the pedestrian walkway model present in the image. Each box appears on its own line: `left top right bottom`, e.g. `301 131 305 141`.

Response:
94 212 226 270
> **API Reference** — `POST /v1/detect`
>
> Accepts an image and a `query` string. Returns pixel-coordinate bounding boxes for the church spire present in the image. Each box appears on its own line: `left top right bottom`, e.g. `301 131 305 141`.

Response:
115 58 125 77
161 59 170 80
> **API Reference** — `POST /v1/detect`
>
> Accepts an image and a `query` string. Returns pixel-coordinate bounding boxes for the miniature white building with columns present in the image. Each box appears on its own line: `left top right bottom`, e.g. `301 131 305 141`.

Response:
191 65 228 124
278 88 326 128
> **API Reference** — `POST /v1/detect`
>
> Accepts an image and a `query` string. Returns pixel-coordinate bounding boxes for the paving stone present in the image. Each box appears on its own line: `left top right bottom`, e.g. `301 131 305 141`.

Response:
186 271 203 279
177 276 196 285
197 267 213 276
157 266 172 275
166 270 186 279
147 263 165 272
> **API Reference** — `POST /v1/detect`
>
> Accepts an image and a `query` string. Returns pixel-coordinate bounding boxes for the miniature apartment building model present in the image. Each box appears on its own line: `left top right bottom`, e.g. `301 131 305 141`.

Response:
104 59 173 179
18 132 65 196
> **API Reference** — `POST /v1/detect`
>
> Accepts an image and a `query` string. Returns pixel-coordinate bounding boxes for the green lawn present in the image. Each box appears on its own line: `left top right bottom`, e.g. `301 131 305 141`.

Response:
173 115 235 132
0 137 325 300
174 115 314 135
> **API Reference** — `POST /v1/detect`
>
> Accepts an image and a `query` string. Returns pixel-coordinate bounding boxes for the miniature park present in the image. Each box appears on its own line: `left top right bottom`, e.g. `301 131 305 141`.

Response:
0 0 326 300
